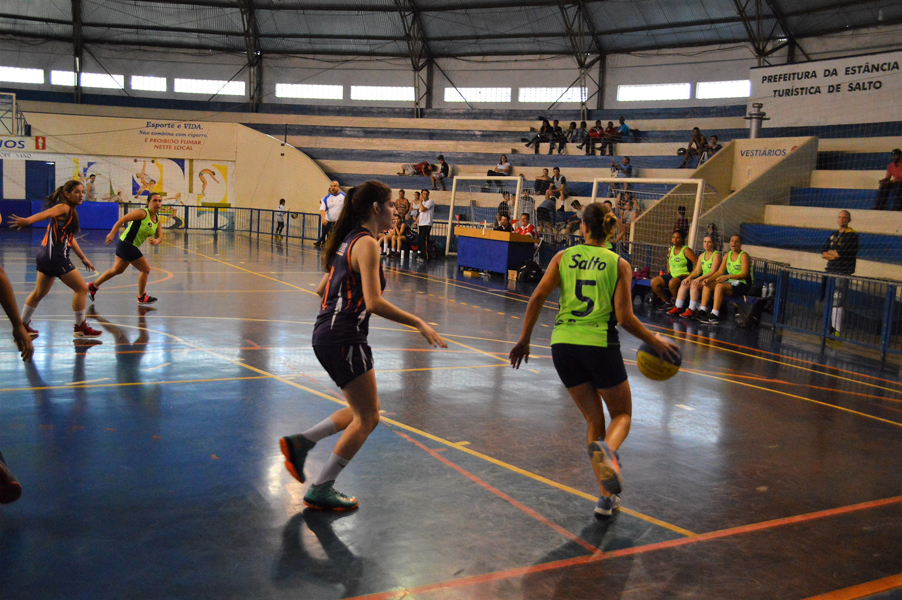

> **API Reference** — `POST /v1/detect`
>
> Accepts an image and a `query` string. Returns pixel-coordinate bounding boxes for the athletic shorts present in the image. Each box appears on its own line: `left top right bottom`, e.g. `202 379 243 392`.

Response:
551 344 628 390
36 257 75 278
661 274 686 286
314 343 374 389
729 281 752 296
115 240 144 262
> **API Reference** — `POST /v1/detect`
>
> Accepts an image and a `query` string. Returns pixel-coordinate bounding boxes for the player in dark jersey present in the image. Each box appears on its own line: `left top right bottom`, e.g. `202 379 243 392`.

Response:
279 180 446 511
7 180 101 339
89 192 163 305
510 203 678 516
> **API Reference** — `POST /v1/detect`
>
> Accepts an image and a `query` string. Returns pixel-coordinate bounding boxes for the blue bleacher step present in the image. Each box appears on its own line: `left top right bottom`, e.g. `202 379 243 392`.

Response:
816 152 892 171
789 188 878 210
740 223 902 264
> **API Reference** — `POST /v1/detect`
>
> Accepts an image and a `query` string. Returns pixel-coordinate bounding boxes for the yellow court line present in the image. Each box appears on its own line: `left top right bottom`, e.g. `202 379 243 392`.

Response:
72 318 693 538
282 364 508 378
0 375 269 394
165 241 320 296
66 378 110 385
681 367 902 428
662 329 902 396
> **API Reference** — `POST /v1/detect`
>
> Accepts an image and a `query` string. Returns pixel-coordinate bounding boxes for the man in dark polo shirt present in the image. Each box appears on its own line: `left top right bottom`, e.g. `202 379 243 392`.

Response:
821 210 859 335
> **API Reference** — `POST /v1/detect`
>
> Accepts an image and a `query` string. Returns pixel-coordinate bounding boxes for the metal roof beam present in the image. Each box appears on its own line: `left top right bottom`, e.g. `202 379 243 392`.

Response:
762 0 810 62
238 0 262 112
71 0 83 103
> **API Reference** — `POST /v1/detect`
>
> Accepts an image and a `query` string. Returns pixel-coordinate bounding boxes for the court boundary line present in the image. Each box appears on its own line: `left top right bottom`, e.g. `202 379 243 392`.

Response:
342 495 902 600
801 572 902 600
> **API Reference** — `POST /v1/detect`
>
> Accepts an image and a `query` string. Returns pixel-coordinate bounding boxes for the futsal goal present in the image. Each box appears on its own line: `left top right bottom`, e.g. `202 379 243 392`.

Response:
444 175 525 257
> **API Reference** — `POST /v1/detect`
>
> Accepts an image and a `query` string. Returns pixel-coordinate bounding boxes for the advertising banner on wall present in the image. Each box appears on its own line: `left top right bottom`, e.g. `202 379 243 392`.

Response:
750 50 902 127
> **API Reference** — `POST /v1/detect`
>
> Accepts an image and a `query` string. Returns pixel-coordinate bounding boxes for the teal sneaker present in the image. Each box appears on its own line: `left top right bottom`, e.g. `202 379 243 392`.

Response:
588 440 623 495
303 483 359 511
595 494 621 517
280 434 315 483
0 451 22 505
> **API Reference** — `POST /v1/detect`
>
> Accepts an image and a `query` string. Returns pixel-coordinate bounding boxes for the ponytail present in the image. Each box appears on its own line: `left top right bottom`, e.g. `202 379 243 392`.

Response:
321 181 391 270
44 180 83 233
581 201 619 244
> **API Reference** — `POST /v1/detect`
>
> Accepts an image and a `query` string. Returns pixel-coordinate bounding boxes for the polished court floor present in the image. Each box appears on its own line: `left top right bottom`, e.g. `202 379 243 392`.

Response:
1 229 901 600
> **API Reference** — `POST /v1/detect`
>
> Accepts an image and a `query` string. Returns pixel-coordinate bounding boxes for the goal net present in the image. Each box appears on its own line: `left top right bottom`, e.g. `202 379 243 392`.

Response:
444 175 525 256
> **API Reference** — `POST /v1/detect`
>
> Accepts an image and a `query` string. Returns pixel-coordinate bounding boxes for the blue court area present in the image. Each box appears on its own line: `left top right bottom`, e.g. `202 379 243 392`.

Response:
1 229 901 600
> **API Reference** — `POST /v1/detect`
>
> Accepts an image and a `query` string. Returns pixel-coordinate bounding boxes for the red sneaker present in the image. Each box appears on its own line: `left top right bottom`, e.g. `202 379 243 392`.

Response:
666 305 682 315
137 293 158 305
88 282 98 301
23 321 39 339
680 309 696 319
73 320 102 338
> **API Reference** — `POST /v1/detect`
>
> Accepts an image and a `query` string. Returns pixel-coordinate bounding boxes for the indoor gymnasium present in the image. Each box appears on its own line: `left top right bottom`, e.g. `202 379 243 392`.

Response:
0 2 901 599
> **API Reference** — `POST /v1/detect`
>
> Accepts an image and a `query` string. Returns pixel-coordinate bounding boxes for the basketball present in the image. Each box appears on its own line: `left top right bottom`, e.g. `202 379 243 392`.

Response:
636 343 681 381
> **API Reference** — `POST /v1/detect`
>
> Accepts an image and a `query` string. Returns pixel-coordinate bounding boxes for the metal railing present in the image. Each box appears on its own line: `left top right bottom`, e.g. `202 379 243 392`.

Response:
772 268 901 358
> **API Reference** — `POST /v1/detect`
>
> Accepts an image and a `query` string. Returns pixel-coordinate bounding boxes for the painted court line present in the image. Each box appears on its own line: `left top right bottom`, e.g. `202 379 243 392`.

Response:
801 572 902 600
344 495 902 600
395 430 598 553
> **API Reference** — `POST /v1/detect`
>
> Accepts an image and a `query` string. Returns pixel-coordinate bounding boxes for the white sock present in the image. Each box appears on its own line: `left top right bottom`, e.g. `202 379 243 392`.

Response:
21 304 36 323
712 309 720 317
689 300 698 311
75 310 85 325
313 452 349 486
675 299 685 309
301 417 337 443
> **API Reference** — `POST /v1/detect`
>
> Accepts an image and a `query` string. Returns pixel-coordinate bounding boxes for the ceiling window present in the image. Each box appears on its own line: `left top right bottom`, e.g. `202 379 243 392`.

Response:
174 78 245 96
350 86 415 101
276 83 343 100
0 66 44 84
518 87 587 103
617 83 691 102
445 87 511 103
131 75 167 92
696 80 751 99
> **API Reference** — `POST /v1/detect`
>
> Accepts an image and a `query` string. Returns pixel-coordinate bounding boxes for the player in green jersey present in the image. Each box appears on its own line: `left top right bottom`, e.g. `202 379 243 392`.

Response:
89 193 163 305
510 202 679 516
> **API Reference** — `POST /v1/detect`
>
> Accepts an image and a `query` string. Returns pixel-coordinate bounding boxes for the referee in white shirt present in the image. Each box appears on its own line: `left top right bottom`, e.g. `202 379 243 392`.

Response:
315 181 346 247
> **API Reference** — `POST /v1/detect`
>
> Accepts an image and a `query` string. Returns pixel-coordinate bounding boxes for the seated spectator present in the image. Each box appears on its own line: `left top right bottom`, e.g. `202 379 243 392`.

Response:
621 198 639 226
673 206 689 239
409 190 421 221
602 201 628 251
514 213 539 240
651 230 698 311
533 168 551 195
679 127 708 168
395 189 410 220
497 191 513 219
601 121 618 156
548 120 565 155
391 215 416 255
487 154 513 188
699 135 723 165
666 235 722 318
875 148 902 211
494 215 513 232
554 122 577 155
432 155 450 191
611 156 632 201
586 120 604 155
376 225 393 255
573 121 589 154
545 166 567 202
697 235 750 325
706 222 721 250
566 200 584 234
616 116 630 143
398 161 435 176
524 118 552 154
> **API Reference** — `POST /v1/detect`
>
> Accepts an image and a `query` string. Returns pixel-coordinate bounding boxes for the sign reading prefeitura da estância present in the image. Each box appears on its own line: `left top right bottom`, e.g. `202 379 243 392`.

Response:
749 50 901 127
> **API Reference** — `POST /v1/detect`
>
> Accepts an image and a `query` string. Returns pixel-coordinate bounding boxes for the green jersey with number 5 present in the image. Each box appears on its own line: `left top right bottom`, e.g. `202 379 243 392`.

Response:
551 244 621 347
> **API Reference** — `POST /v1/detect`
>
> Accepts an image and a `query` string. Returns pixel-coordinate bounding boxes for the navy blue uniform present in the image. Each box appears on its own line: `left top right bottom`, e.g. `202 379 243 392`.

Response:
36 212 77 278
312 228 386 388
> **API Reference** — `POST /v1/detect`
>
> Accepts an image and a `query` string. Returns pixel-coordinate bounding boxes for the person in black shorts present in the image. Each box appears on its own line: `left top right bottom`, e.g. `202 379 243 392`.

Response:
279 180 446 511
89 193 163 305
7 180 101 339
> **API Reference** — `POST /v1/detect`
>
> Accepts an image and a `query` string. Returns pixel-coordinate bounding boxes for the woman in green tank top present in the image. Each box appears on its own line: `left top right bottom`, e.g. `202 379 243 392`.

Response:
510 202 679 516
650 230 698 311
89 193 163 306
666 235 722 319
698 235 752 325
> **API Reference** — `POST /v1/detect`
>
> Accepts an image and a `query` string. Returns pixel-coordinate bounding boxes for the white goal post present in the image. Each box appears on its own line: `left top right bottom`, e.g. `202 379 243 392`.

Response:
445 175 524 257
589 177 709 248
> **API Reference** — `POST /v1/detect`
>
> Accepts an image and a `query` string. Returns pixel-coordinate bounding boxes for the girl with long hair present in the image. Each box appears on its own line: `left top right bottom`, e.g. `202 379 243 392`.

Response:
510 203 679 516
279 181 446 511
7 180 101 338
88 192 163 306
